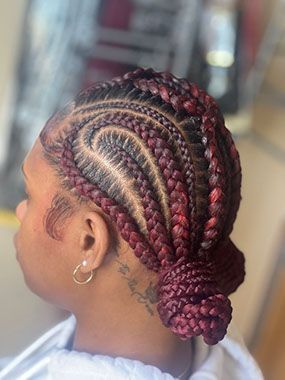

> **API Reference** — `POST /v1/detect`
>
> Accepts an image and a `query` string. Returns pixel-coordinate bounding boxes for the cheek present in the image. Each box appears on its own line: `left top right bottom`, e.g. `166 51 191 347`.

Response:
17 197 49 238
16 224 59 300
15 203 49 276
15 200 27 223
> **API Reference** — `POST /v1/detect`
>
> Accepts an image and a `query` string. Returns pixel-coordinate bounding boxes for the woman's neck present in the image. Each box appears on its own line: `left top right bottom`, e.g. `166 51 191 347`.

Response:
70 248 194 378
72 306 193 378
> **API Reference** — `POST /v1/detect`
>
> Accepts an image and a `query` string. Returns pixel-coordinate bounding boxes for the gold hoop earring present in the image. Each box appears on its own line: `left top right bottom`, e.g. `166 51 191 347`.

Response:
72 263 95 285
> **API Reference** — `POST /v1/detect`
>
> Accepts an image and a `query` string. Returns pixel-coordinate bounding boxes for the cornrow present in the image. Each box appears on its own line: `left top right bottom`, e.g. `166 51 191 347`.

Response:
131 73 227 256
40 67 245 345
74 100 199 253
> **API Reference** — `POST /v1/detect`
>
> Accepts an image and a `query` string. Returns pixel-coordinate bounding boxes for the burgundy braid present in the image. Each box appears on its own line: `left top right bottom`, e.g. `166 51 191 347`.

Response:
219 129 242 238
40 67 245 345
112 145 174 263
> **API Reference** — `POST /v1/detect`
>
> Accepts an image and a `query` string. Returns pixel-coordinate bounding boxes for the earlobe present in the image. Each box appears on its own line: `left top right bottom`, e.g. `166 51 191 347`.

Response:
79 249 94 273
79 211 110 274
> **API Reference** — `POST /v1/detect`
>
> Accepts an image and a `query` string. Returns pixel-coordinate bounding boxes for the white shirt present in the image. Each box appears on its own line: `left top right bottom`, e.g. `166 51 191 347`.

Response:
0 315 263 380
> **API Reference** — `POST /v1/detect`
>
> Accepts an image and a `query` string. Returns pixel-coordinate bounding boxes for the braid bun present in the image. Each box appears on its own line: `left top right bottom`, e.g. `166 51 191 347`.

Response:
157 256 232 345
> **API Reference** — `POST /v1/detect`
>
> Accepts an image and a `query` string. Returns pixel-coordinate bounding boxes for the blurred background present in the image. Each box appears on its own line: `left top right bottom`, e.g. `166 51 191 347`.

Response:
0 0 284 378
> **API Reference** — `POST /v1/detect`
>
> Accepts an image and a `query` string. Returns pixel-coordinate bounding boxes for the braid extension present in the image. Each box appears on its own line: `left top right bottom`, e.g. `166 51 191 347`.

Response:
40 68 245 345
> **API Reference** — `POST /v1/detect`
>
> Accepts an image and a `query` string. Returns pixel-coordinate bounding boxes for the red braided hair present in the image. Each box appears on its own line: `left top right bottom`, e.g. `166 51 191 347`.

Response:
40 67 245 345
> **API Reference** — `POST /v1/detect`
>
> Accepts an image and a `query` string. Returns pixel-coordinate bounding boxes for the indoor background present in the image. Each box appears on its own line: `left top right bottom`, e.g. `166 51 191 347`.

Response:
0 1 284 379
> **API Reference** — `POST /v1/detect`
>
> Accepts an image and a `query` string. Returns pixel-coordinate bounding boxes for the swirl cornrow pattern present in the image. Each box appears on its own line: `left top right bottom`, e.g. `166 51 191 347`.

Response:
40 67 245 345
61 133 161 271
72 107 194 264
74 100 198 253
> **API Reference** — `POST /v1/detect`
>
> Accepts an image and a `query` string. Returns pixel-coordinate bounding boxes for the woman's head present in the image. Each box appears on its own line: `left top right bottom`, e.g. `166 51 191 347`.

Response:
15 68 245 345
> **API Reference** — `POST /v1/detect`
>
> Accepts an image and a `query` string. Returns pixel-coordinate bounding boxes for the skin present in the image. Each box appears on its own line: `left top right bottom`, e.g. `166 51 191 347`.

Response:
14 138 193 379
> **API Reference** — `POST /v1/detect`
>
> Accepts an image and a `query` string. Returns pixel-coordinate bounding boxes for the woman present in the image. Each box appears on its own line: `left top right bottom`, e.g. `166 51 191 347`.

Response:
0 68 263 379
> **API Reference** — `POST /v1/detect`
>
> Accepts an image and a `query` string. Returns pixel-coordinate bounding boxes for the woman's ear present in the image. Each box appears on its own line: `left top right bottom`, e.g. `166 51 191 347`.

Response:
79 211 110 274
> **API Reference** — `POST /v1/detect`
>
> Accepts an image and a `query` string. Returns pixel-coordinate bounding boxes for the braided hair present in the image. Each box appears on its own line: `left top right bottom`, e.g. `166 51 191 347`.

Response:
40 68 245 345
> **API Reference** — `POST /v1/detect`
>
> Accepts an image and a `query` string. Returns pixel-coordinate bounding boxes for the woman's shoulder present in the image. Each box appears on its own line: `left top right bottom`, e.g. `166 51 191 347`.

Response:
0 314 75 379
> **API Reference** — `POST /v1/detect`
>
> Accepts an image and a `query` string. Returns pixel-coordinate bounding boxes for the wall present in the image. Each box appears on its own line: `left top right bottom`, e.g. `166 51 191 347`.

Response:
0 1 66 356
0 0 27 168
